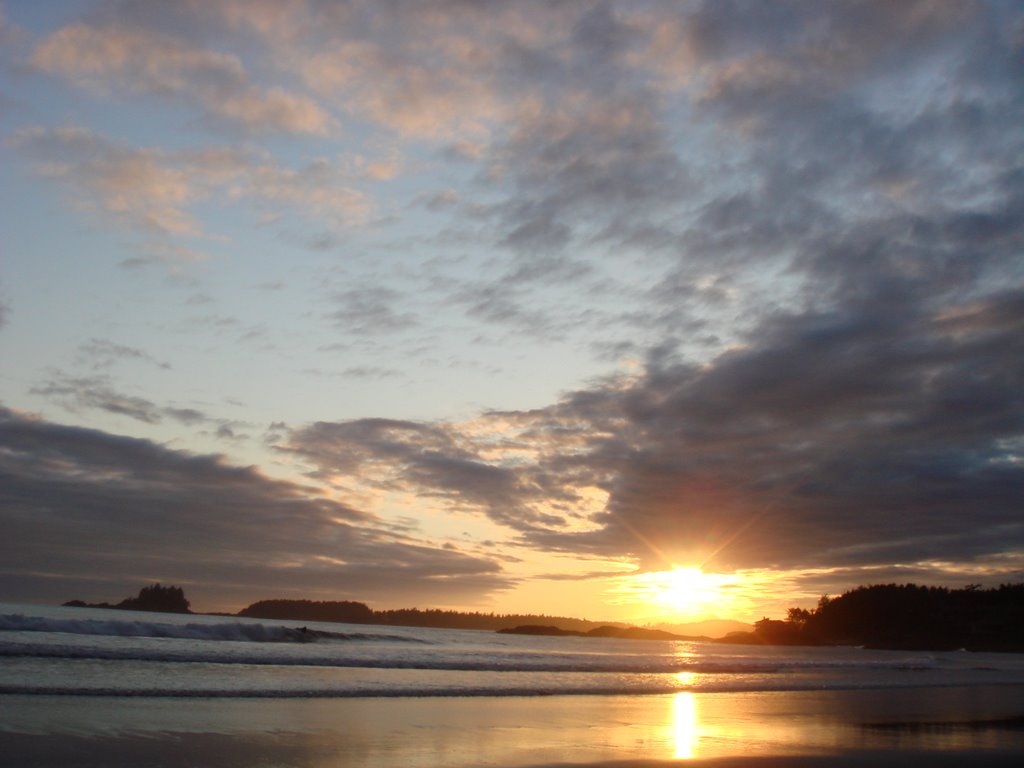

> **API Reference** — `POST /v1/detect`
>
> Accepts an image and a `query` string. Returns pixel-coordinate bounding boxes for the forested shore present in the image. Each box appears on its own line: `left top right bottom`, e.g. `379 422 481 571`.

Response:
725 583 1024 652
237 598 630 633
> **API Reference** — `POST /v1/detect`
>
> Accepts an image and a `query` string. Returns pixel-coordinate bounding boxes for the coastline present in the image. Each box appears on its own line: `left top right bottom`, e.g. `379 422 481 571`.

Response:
3 733 1024 768
4 686 1024 767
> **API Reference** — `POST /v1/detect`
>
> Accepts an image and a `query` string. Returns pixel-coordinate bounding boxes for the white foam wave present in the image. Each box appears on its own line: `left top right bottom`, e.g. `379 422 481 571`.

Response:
1 677 1011 699
0 614 413 644
0 639 946 675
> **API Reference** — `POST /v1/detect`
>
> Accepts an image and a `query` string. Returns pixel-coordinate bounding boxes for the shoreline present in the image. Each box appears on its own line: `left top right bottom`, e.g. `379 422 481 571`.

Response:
3 732 1024 768
4 686 1024 767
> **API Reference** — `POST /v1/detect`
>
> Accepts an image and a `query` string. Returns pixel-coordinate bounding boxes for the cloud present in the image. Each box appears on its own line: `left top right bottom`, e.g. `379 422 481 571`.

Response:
486 92 691 257
12 126 372 240
30 22 332 136
0 407 509 608
286 417 572 531
29 372 253 441
244 157 372 224
31 373 203 426
286 284 1024 581
416 189 460 212
0 3 24 48
12 126 203 235
295 1 530 140
328 287 418 335
77 338 171 371
7 0 1024 607
303 366 393 382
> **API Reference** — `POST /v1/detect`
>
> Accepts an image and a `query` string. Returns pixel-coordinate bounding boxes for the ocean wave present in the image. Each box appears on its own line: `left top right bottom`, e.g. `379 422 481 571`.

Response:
1 678 1015 699
0 614 422 644
0 640 950 674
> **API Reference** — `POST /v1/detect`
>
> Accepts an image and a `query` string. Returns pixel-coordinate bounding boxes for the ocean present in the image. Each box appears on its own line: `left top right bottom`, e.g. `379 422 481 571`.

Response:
3 603 1024 766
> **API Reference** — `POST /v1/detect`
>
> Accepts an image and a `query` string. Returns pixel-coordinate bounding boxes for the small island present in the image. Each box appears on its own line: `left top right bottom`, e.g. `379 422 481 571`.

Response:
64 583 191 614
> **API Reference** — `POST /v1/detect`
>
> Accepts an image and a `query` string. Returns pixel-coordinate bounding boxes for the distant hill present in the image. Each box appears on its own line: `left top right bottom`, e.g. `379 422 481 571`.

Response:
652 619 753 638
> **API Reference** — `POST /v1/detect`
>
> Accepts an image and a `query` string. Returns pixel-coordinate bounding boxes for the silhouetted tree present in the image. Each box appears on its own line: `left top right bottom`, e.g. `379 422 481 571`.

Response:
238 599 374 624
787 583 1024 651
786 607 811 627
116 583 191 614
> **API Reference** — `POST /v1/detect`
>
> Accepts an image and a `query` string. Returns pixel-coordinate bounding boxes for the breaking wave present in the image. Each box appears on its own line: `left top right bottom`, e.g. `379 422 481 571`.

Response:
0 614 421 644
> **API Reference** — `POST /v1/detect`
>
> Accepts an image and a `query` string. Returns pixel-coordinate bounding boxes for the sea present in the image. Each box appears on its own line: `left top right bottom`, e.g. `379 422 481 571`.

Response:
3 602 1024 766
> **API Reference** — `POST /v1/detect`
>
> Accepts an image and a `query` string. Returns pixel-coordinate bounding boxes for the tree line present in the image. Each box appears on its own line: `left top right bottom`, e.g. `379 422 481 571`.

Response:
737 583 1024 652
65 583 191 614
237 598 626 632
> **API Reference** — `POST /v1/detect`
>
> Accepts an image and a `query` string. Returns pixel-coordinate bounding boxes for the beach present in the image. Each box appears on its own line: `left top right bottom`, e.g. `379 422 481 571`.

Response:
4 687 1024 767
3 605 1024 766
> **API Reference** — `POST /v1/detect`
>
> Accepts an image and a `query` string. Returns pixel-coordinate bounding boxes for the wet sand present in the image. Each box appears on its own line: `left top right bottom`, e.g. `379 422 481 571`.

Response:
3 733 1024 768
3 687 1023 767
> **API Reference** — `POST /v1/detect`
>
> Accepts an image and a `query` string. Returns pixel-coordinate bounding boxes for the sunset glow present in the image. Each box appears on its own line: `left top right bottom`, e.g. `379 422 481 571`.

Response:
5 4 1024 766
2 0 1022 624
619 567 739 622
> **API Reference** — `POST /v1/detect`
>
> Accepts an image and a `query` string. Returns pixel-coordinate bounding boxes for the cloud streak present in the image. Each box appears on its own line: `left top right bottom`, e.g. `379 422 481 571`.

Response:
287 287 1024 580
31 21 332 136
0 407 509 608
12 127 372 240
3 0 1024 615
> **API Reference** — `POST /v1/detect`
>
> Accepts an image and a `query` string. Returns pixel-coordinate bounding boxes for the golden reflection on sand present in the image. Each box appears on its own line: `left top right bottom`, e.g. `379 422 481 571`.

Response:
671 689 699 759
10 687 1024 768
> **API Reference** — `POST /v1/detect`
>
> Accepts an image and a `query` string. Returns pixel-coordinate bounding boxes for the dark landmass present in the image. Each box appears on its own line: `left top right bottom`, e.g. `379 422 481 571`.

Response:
63 583 191 614
238 599 374 624
62 581 1024 652
498 624 708 641
238 598 633 633
723 583 1024 652
653 618 753 637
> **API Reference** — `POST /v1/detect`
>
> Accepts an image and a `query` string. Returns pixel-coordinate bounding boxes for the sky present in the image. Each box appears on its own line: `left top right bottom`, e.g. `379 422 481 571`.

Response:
1 0 1023 624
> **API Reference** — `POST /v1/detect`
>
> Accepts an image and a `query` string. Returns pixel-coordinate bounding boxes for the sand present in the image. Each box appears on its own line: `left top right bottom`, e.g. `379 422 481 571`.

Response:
3 688 1023 767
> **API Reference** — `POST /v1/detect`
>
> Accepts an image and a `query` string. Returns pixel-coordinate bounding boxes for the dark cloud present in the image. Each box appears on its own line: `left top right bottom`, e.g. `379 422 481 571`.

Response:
303 366 403 381
483 67 691 257
416 189 459 212
7 0 1024 608
0 407 509 608
328 287 417 334
77 338 171 370
32 374 170 425
523 288 1024 573
31 374 244 438
287 418 569 530
287 286 1024 582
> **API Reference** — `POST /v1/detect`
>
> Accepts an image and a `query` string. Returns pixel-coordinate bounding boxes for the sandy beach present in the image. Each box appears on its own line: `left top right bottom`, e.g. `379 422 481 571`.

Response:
4 733 1024 768
4 687 1024 767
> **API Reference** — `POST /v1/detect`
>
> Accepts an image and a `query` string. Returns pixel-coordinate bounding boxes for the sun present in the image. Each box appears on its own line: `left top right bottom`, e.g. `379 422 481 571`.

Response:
662 567 716 612
621 566 735 622
659 567 727 615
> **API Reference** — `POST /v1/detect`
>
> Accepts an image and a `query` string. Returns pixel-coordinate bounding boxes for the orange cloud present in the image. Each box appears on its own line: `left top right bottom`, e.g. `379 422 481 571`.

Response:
13 127 371 239
31 22 332 136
